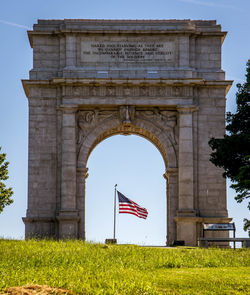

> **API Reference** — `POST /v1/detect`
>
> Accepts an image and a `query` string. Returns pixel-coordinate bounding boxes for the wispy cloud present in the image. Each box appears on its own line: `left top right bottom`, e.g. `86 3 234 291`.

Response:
0 19 31 30
179 0 242 11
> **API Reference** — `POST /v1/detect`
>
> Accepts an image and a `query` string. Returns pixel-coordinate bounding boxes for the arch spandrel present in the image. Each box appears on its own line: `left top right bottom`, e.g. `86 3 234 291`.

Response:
76 107 178 170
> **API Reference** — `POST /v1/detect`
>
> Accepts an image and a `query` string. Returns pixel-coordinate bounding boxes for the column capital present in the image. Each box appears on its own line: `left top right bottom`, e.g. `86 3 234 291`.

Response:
163 167 178 179
77 167 89 179
177 105 199 114
59 104 78 113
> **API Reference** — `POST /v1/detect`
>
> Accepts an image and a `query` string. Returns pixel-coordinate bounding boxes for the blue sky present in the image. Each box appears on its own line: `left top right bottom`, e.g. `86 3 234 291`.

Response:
0 0 249 245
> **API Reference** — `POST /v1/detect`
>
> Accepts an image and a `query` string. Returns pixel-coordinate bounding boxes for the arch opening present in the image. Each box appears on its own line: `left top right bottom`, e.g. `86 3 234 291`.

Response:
85 134 166 246
87 127 169 169
78 118 178 170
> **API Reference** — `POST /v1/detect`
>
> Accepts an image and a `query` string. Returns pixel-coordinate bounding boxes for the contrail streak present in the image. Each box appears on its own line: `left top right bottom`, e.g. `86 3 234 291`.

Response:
179 0 243 11
0 19 31 30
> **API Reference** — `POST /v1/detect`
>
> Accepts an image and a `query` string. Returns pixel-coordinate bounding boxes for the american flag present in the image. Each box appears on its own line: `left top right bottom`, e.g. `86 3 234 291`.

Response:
117 191 148 219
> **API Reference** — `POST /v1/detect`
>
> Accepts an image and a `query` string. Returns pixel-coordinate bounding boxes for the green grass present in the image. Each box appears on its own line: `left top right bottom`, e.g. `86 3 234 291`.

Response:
0 239 249 294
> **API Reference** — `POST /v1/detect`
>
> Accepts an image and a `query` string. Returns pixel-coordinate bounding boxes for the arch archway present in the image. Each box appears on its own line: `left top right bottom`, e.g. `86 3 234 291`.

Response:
23 19 232 247
77 110 177 169
76 110 178 245
85 134 166 245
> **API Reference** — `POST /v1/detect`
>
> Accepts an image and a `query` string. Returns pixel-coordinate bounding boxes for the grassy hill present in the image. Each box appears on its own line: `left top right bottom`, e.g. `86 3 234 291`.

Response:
0 239 249 294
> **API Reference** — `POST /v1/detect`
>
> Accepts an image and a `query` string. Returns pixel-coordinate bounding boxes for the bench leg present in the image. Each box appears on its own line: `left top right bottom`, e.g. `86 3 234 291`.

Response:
243 240 250 248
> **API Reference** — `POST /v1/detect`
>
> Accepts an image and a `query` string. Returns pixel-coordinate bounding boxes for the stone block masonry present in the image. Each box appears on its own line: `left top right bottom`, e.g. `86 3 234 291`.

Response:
22 19 233 246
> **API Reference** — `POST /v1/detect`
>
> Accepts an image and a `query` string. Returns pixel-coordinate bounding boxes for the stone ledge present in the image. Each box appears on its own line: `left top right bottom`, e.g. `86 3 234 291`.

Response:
174 216 232 223
22 217 55 223
22 78 233 98
56 216 81 222
177 209 197 217
28 19 226 48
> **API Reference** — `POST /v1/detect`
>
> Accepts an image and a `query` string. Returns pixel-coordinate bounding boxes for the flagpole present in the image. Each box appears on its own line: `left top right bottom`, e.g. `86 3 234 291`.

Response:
113 184 117 240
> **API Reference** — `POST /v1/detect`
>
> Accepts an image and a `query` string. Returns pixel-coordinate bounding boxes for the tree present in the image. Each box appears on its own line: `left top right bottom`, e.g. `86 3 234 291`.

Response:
209 60 250 236
0 147 13 213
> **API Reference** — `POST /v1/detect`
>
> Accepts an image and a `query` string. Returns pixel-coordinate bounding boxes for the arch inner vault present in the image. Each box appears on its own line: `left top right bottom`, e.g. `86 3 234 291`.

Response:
22 19 232 246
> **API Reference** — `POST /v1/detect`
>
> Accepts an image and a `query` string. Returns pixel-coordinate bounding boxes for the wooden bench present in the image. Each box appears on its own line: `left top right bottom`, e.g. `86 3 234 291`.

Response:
198 237 250 249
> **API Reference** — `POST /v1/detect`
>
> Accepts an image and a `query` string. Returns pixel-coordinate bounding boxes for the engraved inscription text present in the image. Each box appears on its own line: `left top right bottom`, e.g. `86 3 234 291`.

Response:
81 40 176 63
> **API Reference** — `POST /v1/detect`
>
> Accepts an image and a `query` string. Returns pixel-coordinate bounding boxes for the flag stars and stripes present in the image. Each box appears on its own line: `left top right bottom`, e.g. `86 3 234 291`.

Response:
117 191 148 219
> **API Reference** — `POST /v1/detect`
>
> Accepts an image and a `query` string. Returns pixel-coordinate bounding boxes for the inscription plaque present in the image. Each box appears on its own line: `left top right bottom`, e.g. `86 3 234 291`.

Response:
203 223 235 230
81 39 176 64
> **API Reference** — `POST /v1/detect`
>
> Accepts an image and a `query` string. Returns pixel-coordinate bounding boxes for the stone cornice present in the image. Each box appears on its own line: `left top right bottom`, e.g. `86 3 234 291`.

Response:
163 167 178 179
22 78 233 98
58 104 78 112
76 167 89 178
174 216 232 223
28 30 227 48
177 105 199 113
52 77 207 86
22 217 56 223
28 19 226 47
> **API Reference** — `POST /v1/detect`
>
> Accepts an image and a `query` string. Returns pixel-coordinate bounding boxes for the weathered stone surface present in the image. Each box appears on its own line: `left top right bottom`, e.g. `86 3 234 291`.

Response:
22 19 233 246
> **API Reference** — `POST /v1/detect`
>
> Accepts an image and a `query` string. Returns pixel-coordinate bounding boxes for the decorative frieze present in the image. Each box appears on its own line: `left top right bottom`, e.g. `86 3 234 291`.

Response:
62 84 193 98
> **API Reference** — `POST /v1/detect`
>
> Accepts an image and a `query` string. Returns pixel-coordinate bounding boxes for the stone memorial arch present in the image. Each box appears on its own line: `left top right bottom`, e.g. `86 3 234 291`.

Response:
22 19 232 246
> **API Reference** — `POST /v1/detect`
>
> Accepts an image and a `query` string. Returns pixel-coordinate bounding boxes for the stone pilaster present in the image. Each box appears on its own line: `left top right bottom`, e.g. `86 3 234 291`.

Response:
177 105 198 212
76 167 89 240
57 105 79 238
66 35 76 68
176 105 198 246
164 168 178 246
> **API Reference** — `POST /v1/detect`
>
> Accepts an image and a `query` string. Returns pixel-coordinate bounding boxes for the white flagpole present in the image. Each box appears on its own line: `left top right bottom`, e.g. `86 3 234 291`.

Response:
113 184 117 240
